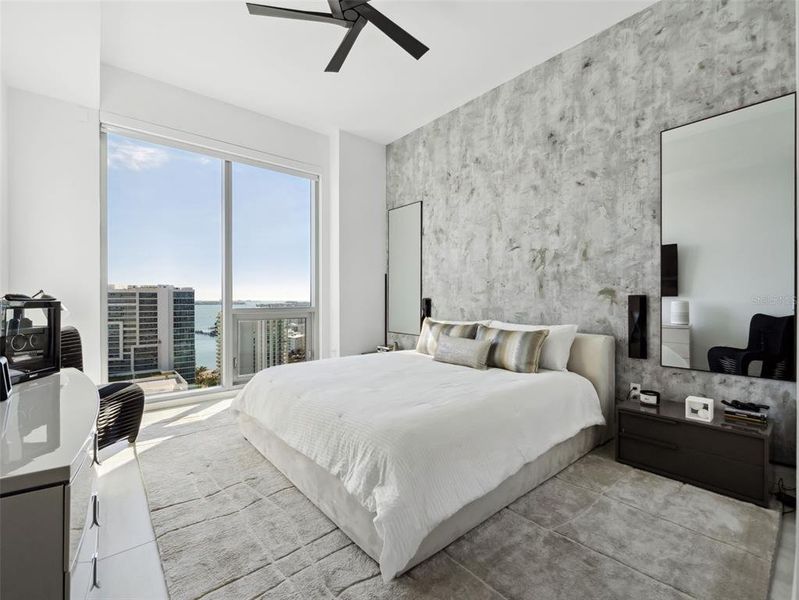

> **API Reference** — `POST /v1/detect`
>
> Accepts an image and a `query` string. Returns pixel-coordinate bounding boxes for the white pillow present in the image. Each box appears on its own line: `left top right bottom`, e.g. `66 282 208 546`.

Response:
488 321 578 371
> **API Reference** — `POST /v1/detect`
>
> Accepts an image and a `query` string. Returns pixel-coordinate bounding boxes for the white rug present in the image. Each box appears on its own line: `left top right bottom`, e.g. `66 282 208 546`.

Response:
137 405 781 600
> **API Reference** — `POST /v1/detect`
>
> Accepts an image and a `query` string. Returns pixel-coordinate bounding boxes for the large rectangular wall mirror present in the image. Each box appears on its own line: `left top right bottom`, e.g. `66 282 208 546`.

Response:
661 93 796 381
388 202 422 335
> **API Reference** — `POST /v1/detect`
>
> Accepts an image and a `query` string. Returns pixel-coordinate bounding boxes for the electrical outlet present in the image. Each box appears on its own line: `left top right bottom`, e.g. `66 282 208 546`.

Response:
629 383 641 402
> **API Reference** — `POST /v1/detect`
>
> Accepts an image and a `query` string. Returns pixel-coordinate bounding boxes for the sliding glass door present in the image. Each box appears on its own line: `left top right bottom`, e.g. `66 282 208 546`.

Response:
230 162 314 384
104 130 317 400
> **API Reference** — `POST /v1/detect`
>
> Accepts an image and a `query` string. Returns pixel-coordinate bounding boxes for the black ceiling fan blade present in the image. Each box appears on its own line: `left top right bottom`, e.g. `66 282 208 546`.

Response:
340 0 370 10
352 3 428 60
246 3 348 27
327 0 344 20
325 15 367 72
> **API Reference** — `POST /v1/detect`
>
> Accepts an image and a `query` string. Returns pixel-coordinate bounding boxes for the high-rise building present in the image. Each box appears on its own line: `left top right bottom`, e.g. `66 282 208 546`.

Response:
171 289 196 384
107 285 196 384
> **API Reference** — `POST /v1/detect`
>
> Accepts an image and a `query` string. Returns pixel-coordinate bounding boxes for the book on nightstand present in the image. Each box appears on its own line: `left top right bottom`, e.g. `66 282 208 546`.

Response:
723 408 768 427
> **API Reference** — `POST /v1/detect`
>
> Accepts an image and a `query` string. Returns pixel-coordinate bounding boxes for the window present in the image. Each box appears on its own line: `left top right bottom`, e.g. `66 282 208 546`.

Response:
232 162 312 307
104 130 317 399
229 161 313 383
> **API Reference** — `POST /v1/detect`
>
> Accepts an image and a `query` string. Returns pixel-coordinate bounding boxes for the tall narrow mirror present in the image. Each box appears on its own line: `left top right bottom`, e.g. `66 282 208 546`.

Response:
388 202 422 336
661 93 796 381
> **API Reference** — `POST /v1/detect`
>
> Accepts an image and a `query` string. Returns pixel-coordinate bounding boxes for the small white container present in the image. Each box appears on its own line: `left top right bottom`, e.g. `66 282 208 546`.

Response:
685 395 714 422
670 300 690 325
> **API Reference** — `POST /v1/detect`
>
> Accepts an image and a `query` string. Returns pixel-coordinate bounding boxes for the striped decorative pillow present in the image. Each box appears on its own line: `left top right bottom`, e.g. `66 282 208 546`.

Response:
416 318 479 355
433 334 491 370
476 325 550 373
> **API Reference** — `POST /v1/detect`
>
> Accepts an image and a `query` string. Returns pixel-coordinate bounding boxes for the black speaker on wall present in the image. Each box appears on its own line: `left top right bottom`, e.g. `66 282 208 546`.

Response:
628 295 647 359
421 298 432 323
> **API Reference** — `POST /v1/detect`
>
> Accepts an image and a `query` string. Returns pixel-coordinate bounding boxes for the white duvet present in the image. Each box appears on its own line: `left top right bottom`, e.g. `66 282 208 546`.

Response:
231 350 605 580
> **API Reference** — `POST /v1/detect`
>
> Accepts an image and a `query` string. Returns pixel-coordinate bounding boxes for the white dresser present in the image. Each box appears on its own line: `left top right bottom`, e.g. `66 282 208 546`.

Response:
661 324 691 368
0 369 100 600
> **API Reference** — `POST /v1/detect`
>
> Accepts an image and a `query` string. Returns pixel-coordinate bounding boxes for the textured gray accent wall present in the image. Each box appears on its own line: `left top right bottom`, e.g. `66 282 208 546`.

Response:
386 0 796 463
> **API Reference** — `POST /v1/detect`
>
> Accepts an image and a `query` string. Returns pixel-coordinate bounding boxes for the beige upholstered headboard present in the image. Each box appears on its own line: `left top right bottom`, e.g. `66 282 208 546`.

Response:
567 333 616 440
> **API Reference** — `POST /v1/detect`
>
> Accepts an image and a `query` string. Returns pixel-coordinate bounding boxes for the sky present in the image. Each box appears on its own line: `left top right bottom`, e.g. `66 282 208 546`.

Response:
107 133 312 302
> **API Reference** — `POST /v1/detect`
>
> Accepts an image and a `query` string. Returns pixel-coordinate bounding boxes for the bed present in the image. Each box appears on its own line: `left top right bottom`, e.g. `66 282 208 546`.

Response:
231 332 615 580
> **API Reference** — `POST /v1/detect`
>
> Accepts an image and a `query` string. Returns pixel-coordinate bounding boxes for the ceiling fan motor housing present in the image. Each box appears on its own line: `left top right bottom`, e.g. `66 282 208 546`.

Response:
246 0 429 72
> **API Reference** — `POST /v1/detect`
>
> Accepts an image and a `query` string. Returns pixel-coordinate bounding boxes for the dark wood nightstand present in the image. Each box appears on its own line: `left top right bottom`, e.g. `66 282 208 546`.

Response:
615 399 772 507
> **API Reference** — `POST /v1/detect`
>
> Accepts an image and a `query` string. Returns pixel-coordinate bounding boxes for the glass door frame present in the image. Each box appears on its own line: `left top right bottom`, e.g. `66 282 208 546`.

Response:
100 125 320 403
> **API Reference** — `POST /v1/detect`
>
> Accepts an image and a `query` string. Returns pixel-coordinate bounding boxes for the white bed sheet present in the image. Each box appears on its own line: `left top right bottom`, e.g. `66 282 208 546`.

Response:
231 350 605 580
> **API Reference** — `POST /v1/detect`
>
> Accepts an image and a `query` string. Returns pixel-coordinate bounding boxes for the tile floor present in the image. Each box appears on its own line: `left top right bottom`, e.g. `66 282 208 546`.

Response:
90 399 797 599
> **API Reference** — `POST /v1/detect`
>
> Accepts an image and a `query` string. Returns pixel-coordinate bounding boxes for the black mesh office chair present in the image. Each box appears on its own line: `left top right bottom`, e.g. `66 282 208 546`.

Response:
707 314 795 380
61 327 145 450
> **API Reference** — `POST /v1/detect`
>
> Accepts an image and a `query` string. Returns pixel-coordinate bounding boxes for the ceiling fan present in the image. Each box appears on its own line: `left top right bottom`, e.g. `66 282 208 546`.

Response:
246 0 429 72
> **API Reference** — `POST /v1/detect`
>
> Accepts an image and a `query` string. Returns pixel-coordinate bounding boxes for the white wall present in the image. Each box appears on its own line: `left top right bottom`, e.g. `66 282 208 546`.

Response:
1 2 13 293
100 66 327 176
6 88 102 379
332 131 386 356
328 132 342 357
2 1 102 378
1 75 8 295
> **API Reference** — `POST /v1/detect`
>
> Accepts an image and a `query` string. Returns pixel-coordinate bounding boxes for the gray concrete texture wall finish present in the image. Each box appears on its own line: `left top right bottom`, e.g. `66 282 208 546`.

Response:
386 0 796 463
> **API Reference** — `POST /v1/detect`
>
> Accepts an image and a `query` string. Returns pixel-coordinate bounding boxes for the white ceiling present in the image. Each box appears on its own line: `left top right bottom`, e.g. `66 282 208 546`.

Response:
97 1 654 144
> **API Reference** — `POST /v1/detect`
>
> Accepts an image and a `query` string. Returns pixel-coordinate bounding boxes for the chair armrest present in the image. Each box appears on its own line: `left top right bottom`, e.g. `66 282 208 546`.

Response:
707 345 746 356
96 382 145 450
98 381 143 400
707 346 749 375
738 350 771 376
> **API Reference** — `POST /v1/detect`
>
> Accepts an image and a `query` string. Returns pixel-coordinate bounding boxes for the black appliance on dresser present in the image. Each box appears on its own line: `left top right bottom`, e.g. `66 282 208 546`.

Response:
0 295 61 384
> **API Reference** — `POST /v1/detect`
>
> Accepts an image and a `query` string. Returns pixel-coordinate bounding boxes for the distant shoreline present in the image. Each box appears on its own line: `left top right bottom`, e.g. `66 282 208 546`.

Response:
194 300 308 305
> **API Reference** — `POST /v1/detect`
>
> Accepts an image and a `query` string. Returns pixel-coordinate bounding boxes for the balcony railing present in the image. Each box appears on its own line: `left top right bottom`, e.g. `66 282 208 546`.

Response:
231 309 312 385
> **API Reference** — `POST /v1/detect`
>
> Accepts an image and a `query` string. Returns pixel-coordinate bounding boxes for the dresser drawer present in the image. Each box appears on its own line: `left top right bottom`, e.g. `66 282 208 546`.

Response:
68 523 98 600
664 342 690 359
619 411 679 444
618 411 764 465
65 440 98 572
618 436 766 503
662 328 690 343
